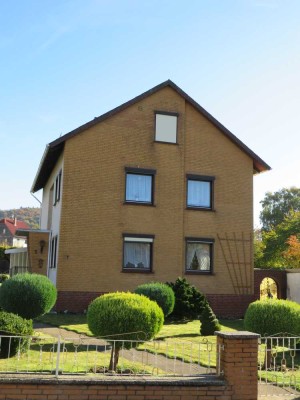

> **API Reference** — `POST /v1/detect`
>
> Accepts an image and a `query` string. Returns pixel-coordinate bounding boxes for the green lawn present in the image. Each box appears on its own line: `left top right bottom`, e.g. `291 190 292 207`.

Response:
37 313 244 338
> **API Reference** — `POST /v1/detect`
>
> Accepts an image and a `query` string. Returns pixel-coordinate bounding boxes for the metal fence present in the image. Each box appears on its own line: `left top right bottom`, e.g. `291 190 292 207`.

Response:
0 334 219 377
258 334 300 397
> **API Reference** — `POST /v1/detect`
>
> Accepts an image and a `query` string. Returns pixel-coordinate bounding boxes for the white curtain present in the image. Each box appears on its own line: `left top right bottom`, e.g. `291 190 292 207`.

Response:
124 242 150 269
126 174 152 202
187 180 210 207
186 242 210 271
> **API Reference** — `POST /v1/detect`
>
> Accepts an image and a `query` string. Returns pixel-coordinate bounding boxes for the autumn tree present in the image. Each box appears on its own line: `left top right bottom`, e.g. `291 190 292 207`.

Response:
282 235 300 268
259 211 300 268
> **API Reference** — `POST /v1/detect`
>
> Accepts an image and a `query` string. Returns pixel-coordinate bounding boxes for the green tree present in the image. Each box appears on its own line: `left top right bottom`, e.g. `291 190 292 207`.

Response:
260 211 300 268
260 187 300 231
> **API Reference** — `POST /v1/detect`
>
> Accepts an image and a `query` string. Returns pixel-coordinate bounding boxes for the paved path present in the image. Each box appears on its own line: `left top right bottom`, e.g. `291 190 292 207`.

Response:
33 322 210 375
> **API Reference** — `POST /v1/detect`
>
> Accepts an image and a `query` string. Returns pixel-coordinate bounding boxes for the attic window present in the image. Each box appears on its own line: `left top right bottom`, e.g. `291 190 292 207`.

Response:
155 112 178 143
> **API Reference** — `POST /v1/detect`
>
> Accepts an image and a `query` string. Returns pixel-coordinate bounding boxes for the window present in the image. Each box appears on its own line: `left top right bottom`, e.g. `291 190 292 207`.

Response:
125 167 155 205
49 235 58 269
54 170 62 205
123 234 154 272
185 238 214 273
186 174 215 209
155 112 178 143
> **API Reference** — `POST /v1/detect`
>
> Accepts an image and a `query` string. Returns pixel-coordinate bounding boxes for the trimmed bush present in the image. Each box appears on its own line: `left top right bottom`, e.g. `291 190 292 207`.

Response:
0 273 57 319
166 277 207 320
87 292 164 370
244 299 300 336
200 301 221 336
134 282 175 317
0 311 33 358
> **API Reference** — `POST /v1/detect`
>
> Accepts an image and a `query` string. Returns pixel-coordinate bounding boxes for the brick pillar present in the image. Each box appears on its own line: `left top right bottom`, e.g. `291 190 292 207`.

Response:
216 331 260 400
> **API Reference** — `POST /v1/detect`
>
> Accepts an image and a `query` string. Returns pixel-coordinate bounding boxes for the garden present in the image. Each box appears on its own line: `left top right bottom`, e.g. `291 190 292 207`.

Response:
0 273 300 392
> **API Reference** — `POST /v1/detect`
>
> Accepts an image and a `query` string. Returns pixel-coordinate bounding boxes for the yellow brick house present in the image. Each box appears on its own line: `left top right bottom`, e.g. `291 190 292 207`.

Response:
29 80 270 317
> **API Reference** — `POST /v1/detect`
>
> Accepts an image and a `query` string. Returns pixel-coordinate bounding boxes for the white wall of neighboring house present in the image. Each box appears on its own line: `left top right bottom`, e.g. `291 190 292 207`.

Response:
12 237 27 248
40 153 64 234
40 153 64 286
286 270 300 304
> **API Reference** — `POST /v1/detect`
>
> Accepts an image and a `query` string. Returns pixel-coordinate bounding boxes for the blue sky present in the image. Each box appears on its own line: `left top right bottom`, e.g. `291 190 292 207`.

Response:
1 0 299 226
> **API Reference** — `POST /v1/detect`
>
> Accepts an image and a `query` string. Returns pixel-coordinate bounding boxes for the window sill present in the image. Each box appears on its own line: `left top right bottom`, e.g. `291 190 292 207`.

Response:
185 270 213 275
122 269 154 274
123 202 156 207
154 140 179 145
186 207 215 212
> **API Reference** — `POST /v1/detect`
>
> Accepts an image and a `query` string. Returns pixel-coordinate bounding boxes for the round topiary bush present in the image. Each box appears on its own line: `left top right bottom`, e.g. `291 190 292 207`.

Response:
87 292 164 370
244 299 300 336
0 311 33 358
134 282 175 317
0 273 57 319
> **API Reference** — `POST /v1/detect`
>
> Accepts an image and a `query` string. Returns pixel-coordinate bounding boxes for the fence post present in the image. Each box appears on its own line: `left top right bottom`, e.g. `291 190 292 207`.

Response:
55 335 61 377
215 331 260 400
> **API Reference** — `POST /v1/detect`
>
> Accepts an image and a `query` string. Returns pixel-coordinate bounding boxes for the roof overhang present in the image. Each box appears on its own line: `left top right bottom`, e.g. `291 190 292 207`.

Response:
15 229 50 237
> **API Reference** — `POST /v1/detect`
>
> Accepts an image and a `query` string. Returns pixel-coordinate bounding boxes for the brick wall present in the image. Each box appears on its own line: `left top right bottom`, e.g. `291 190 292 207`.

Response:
254 268 287 299
207 294 256 318
56 86 254 300
0 378 232 400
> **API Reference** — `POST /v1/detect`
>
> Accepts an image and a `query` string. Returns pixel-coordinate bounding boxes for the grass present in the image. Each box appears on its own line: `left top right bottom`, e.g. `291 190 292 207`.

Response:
35 315 245 370
0 336 161 375
37 313 244 338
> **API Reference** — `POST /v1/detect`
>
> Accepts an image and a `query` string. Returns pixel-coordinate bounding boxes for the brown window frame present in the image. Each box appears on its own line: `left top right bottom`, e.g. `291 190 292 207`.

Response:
154 111 179 144
186 174 215 211
122 233 154 273
124 167 156 206
185 237 214 275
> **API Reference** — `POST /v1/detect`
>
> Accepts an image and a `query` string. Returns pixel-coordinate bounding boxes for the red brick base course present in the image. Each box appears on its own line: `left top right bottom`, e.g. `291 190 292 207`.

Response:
56 291 256 318
0 376 232 400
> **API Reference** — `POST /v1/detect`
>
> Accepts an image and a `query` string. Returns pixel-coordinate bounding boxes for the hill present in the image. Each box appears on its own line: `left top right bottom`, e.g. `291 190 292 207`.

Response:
0 207 40 229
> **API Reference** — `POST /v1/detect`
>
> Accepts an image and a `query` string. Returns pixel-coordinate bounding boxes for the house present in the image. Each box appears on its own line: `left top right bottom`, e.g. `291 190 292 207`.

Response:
28 80 270 317
0 218 29 247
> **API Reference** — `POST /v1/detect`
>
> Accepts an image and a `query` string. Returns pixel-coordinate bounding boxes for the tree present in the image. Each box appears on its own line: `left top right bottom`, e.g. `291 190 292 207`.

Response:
282 235 300 268
260 187 300 231
87 292 164 371
260 211 300 268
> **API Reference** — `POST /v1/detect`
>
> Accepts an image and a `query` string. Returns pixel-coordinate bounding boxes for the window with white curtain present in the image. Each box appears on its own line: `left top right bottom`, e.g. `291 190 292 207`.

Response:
185 238 213 273
125 168 156 204
187 175 215 209
123 235 154 271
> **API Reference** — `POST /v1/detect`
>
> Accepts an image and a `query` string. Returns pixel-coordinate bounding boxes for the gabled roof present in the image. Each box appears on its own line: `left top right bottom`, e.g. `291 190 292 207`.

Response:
0 218 30 236
32 79 271 192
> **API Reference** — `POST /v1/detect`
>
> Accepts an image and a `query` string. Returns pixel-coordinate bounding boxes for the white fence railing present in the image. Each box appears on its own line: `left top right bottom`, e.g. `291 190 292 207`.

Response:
0 334 219 377
258 334 300 397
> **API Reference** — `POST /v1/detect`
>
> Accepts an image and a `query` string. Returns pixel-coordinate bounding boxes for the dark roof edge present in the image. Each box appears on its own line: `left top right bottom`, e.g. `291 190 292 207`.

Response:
32 79 270 191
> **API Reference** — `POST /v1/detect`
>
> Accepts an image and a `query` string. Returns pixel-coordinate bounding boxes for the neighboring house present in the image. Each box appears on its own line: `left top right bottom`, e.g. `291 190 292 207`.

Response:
0 218 29 247
28 80 270 317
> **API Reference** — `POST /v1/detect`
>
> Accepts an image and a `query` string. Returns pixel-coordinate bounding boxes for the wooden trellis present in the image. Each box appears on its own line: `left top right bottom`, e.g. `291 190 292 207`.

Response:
217 232 253 295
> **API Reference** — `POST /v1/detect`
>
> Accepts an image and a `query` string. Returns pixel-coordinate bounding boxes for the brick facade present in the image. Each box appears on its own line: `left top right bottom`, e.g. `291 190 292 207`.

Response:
57 86 254 297
31 81 270 317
